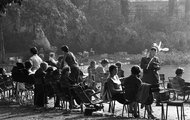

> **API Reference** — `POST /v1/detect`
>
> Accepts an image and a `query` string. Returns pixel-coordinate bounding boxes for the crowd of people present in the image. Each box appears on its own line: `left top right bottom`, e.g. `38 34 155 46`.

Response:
1 45 190 119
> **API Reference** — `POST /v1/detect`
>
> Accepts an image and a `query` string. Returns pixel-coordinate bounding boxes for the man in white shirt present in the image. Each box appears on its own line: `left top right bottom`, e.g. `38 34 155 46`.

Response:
29 47 43 73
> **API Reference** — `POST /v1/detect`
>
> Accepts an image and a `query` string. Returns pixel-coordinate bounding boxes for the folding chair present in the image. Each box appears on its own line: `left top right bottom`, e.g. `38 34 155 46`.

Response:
0 77 14 102
52 82 71 110
159 74 168 89
72 84 104 113
168 77 190 101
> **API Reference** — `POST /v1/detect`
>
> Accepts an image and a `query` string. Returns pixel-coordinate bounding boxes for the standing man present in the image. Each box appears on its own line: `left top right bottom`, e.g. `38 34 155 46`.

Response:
140 47 160 105
29 47 43 73
61 45 80 83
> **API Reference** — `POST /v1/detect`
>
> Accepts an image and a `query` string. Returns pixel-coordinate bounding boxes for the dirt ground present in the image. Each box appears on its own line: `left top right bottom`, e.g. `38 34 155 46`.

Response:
0 98 190 120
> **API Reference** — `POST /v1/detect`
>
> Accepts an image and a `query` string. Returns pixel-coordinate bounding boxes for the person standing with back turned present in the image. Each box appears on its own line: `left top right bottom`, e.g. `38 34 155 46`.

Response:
29 47 43 73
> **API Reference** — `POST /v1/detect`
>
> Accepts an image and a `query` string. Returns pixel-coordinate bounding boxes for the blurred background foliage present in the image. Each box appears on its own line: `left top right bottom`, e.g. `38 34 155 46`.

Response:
1 0 190 55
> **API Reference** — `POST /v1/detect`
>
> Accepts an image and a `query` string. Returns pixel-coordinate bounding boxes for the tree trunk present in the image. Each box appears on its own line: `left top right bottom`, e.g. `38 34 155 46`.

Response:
120 0 129 23
0 17 5 63
168 0 177 17
185 0 190 20
88 0 92 13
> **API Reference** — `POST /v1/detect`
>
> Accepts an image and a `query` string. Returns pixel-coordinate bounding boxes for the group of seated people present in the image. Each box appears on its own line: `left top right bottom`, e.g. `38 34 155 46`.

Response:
105 64 155 118
86 59 155 118
1 53 190 119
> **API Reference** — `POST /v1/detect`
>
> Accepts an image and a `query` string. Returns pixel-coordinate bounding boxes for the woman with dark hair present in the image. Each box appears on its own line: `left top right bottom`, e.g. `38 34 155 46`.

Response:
61 45 80 84
107 65 127 104
29 47 43 73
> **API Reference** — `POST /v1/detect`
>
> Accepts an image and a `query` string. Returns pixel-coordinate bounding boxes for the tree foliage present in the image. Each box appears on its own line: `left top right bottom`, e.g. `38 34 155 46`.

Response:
1 0 190 56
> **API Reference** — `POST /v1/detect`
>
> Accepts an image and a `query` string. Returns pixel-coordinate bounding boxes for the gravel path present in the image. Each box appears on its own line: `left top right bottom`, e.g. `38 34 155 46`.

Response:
0 98 190 120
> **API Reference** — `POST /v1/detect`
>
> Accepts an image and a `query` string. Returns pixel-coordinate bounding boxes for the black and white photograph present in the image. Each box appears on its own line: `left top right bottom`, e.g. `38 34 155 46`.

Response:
0 0 190 119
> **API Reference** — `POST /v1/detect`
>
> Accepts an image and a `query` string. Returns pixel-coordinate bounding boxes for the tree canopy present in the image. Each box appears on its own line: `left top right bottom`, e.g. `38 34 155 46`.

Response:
1 0 190 56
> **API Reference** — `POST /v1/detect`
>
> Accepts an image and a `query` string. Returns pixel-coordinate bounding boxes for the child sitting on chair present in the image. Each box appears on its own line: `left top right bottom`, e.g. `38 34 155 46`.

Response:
60 67 80 109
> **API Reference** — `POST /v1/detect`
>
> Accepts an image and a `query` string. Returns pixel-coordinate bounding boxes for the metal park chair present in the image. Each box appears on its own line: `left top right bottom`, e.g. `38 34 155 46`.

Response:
72 84 104 113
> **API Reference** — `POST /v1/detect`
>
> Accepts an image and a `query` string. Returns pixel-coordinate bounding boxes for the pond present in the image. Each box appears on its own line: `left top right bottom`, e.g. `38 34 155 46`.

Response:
80 64 190 82
123 64 190 82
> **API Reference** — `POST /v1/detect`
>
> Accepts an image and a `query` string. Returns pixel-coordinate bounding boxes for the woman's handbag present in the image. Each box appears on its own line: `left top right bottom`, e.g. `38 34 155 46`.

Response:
159 90 170 101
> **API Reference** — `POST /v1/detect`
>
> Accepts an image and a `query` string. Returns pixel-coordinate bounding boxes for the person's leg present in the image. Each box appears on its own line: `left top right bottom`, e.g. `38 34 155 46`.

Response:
54 95 60 107
132 102 139 118
70 89 81 106
145 105 156 119
154 92 161 105
70 66 80 83
112 93 126 104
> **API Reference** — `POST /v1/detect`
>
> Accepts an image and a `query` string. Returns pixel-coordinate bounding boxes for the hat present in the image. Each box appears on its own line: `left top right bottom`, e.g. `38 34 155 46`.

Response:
151 47 157 52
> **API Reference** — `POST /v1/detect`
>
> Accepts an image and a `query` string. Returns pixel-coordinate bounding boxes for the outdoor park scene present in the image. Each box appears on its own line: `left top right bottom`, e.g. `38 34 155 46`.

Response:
0 0 190 120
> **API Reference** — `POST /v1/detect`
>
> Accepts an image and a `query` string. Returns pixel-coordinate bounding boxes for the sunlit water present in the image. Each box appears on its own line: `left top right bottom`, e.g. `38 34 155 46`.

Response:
123 64 190 82
80 64 190 82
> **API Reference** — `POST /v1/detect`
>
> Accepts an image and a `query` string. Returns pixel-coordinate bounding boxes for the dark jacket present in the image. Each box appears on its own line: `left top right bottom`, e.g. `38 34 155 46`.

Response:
140 56 160 85
124 75 142 101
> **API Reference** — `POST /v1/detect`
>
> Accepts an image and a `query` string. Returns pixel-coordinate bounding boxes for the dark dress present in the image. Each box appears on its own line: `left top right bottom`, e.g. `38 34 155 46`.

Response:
34 68 46 107
124 75 142 101
140 56 160 85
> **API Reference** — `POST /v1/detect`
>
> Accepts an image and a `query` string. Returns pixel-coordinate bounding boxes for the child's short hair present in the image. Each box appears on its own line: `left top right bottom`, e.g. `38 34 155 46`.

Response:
175 67 184 75
109 65 117 73
62 67 70 75
40 62 48 71
46 67 53 73
49 52 55 58
25 61 32 69
115 62 122 68
53 69 60 76
101 59 109 65
16 62 24 69
90 60 96 65
131 65 141 75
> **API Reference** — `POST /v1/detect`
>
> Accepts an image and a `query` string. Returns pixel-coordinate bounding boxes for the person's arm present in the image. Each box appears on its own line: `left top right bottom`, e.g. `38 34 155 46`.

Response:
121 70 124 77
60 54 67 69
137 78 142 88
153 57 160 70
29 59 35 72
120 77 126 86
140 57 147 70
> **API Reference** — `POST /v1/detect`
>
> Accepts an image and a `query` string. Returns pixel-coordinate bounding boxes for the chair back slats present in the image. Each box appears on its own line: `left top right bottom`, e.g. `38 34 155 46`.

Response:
72 85 91 104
